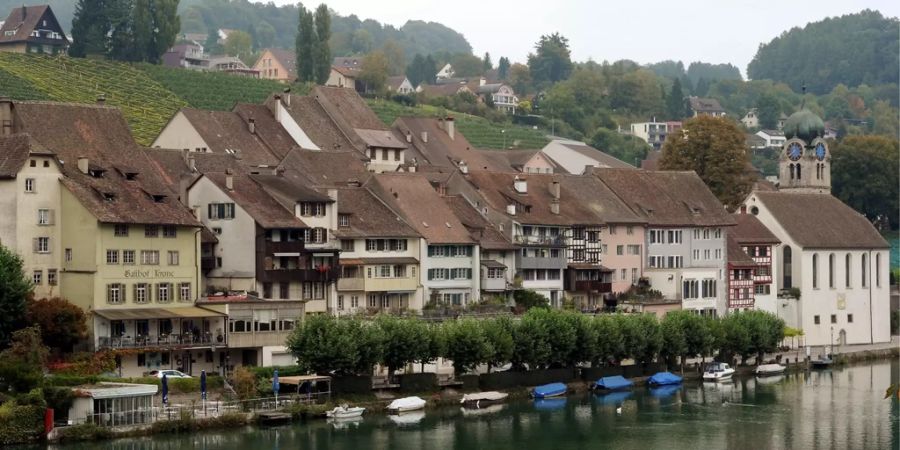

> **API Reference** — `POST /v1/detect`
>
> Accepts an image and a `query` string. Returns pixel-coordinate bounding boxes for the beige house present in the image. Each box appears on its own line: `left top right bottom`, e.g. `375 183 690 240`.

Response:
326 66 359 90
0 5 69 54
253 48 297 83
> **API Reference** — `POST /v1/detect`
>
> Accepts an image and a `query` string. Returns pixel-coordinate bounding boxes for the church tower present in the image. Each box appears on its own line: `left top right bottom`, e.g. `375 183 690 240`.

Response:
778 105 830 193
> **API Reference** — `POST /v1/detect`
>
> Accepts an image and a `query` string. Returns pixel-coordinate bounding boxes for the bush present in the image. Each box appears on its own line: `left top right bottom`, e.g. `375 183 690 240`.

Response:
0 402 44 445
54 423 113 443
513 290 549 312
233 367 257 401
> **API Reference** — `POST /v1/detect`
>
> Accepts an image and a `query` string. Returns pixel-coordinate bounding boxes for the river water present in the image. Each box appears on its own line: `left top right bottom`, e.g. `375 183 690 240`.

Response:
47 360 898 450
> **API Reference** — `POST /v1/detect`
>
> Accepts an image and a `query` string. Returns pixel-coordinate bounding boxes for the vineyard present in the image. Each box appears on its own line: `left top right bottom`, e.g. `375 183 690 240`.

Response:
366 99 550 149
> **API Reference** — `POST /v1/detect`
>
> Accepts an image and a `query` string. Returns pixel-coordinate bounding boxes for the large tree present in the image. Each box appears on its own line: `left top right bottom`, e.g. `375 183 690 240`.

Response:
0 245 30 349
755 92 781 129
223 30 253 64
497 56 510 80
666 77 685 120
26 298 88 353
831 135 899 229
313 3 331 84
69 0 110 57
482 52 492 73
659 116 754 210
358 51 389 93
527 33 573 86
71 0 178 63
295 4 316 82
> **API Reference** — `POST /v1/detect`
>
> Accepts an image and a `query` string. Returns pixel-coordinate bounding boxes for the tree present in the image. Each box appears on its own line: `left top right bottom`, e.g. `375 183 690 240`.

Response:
660 312 688 369
0 327 47 393
482 52 492 73
511 311 551 370
666 78 685 120
481 317 514 372
358 51 389 93
591 314 623 366
442 319 492 375
449 53 483 77
508 63 532 97
831 136 899 229
232 366 257 400
659 116 754 210
286 315 382 376
0 245 30 349
223 30 253 63
26 298 88 353
590 128 651 166
313 4 332 84
406 54 427 86
376 315 428 382
527 33 573 86
69 0 110 57
381 40 406 76
295 4 316 82
513 289 548 311
755 92 781 129
497 56 510 80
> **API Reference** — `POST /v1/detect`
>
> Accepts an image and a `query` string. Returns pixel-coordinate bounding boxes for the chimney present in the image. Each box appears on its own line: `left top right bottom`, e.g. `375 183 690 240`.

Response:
248 118 256 134
550 199 560 215
420 131 428 143
550 180 560 200
283 87 291 106
479 77 486 87
225 169 234 191
0 97 12 136
446 116 455 140
96 94 106 105
458 160 468 174
405 131 412 143
233 149 242 160
77 157 89 174
513 176 527 194
187 154 196 172
506 204 516 215
275 166 285 177
21 5 26 20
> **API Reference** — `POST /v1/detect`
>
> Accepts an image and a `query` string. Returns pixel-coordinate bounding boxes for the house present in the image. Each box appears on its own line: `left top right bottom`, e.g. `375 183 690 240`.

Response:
593 169 735 316
334 186 424 314
740 107 890 346
729 211 780 314
0 5 68 54
630 119 678 150
68 383 158 426
333 56 362 69
326 66 360 91
741 109 759 129
474 82 519 113
162 42 208 70
436 63 454 80
746 134 768 150
206 55 259 77
756 129 786 148
541 139 634 174
1 99 225 378
253 48 297 83
386 76 415 95
392 116 509 172
688 97 726 117
417 83 472 98
490 149 564 174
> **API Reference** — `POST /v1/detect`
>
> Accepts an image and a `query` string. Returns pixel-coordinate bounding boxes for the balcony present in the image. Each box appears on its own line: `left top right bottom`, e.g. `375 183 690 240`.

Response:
365 277 418 292
338 277 365 291
259 267 340 283
265 240 305 254
513 235 566 247
515 254 567 270
481 277 508 291
228 331 292 349
572 281 612 293
98 333 225 350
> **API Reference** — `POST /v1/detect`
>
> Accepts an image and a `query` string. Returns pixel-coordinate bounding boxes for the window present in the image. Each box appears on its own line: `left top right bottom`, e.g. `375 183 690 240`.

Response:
572 227 584 240
682 279 699 299
167 251 179 266
668 230 682 244
393 265 407 278
714 228 722 239
65 248 72 262
701 279 716 298
299 202 325 217
830 314 836 324
828 253 835 288
626 226 633 235
876 253 881 287
34 237 49 253
379 265 391 278
302 283 312 299
47 269 57 286
263 283 273 299
715 249 722 259
845 253 851 288
179 283 191 302
107 283 123 304
157 283 171 303
341 239 355 251
693 229 701 239
649 229 664 244
616 245 624 256
667 256 683 268
620 269 626 280
351 296 359 308
114 224 129 236
25 178 35 192
33 270 42 285
428 268 447 280
704 249 711 260
37 209 52 225
162 225 177 238
141 250 159 265
609 226 616 235
861 254 867 288
586 231 600 242
703 229 710 239
782 246 792 289
631 268 638 284
754 285 770 295
338 214 350 227
134 283 148 304
649 255 663 268
144 225 158 238
627 245 640 255
814 315 820 325
123 250 135 265
208 203 236 219
337 295 345 310
106 249 119 264
812 253 818 288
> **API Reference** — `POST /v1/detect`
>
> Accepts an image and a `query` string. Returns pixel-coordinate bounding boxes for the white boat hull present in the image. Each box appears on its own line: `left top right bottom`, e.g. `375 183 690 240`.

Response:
755 364 787 376
387 396 427 414
703 371 735 381
326 407 365 419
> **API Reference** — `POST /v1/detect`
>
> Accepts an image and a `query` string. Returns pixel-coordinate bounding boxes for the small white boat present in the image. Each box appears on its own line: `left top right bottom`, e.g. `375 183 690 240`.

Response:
388 409 425 425
326 404 366 419
387 396 427 413
755 363 787 376
460 391 509 408
703 362 735 381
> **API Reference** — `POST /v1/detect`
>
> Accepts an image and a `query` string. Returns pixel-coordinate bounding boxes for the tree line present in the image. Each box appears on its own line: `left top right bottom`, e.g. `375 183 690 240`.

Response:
70 0 180 64
286 308 786 378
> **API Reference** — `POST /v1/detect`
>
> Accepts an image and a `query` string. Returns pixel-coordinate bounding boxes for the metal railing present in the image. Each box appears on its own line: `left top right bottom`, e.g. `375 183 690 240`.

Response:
98 333 226 349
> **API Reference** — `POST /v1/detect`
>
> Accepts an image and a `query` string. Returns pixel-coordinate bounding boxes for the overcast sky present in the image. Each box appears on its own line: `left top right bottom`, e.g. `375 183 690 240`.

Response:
268 0 898 77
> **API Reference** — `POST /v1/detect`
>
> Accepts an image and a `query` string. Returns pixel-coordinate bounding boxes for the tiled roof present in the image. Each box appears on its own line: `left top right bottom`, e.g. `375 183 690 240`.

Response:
334 187 419 238
269 95 357 152
689 97 725 113
727 235 757 266
332 57 362 68
392 117 509 171
753 191 888 249
0 133 53 178
278 148 371 188
557 175 645 225
178 108 281 166
592 168 735 227
312 86 387 131
386 76 410 90
232 103 298 159
731 213 780 245
560 143 634 169
368 173 474 244
249 173 333 212
464 171 598 226
443 195 515 250
0 5 66 44
201 173 307 229
354 128 407 149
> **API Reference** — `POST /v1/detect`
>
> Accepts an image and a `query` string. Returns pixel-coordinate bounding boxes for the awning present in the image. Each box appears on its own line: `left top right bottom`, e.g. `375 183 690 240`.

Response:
355 257 419 265
480 259 507 269
278 375 331 385
93 306 226 320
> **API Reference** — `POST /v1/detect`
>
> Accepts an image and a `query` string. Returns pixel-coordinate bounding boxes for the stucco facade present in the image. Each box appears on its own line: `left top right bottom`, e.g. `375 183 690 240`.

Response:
336 236 424 314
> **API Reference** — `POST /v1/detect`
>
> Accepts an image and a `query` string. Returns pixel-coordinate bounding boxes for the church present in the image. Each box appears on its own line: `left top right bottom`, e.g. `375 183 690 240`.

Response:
740 106 891 347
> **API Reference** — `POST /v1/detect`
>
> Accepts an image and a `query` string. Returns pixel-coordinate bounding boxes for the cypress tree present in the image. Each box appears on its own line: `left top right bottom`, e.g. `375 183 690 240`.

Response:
666 78 685 120
69 0 111 57
295 4 315 82
313 4 331 84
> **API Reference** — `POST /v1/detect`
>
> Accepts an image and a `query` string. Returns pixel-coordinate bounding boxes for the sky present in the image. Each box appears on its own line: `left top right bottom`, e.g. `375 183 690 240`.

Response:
267 0 899 78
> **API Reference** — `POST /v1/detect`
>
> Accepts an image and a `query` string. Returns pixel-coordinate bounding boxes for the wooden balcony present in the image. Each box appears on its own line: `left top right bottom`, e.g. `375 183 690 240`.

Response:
258 267 340 283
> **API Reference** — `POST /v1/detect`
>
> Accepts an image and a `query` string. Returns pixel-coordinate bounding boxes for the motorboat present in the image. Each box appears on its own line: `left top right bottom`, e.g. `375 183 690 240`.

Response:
755 363 787 376
647 371 683 386
593 375 634 391
460 391 509 408
531 382 567 398
387 396 427 413
811 356 834 368
703 363 735 382
326 404 365 419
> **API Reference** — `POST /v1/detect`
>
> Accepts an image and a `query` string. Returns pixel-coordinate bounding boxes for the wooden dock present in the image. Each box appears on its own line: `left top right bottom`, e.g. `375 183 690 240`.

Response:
257 411 292 425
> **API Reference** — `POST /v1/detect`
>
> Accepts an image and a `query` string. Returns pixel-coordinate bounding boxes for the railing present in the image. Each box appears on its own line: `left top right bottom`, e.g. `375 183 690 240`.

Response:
98 333 226 350
513 235 566 246
572 281 612 293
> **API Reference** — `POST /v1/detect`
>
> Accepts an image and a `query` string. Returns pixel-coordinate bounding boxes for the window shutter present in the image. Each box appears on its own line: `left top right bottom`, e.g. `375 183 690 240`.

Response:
33 238 39 252
48 209 55 225
427 269 433 280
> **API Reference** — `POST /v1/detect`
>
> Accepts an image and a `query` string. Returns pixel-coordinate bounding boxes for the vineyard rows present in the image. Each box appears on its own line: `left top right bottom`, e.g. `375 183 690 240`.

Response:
136 64 292 111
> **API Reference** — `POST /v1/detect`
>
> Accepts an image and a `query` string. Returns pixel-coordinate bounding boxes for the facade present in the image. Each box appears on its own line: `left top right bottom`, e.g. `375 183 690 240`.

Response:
629 120 680 150
756 129 786 148
541 139 635 174
0 5 68 54
387 76 415 94
729 212 780 314
327 67 360 91
741 109 759 129
688 97 726 117
475 82 518 113
207 56 259 77
162 43 207 70
68 383 158 426
253 48 297 83
435 63 454 80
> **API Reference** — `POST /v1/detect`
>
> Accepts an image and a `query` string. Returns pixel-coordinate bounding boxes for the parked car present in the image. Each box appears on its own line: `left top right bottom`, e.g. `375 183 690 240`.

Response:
150 369 192 379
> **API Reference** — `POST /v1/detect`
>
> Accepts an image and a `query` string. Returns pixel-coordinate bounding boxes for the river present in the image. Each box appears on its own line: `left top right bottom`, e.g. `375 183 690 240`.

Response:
45 360 898 450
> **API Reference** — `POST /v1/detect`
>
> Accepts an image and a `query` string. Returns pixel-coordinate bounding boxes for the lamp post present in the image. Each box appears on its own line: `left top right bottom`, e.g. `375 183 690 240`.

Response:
501 129 506 149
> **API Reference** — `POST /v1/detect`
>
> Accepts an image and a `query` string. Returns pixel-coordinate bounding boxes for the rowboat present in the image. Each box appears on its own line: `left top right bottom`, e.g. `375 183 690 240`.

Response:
531 382 567 398
387 396 427 413
647 371 683 386
702 363 735 382
326 405 365 419
755 363 787 376
460 391 509 408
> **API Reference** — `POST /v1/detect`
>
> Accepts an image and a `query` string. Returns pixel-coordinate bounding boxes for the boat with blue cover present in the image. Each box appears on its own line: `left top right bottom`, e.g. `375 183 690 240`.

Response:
647 371 682 386
531 382 567 398
593 375 634 391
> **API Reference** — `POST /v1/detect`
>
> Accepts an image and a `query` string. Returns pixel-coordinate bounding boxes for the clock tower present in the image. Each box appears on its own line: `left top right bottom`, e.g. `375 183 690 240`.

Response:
778 106 830 193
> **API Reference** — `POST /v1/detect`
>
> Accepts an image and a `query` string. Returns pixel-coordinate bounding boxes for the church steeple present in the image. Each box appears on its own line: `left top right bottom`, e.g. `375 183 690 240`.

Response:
779 93 830 193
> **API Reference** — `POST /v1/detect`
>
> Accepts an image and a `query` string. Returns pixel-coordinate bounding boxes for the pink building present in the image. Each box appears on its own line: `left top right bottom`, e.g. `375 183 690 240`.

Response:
600 224 647 294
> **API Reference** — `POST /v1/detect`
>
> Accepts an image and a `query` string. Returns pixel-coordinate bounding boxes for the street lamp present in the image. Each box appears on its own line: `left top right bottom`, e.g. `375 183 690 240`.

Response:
501 129 506 149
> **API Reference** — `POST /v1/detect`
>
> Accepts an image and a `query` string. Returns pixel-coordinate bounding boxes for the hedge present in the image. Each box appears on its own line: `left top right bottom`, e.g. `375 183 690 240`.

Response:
0 403 45 445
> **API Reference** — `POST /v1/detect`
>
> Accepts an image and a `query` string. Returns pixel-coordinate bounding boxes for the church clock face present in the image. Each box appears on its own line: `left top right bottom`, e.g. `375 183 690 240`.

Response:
815 143 826 161
788 143 803 161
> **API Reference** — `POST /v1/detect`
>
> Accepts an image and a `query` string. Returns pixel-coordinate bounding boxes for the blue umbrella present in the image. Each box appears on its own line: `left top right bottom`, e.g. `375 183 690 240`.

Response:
200 370 207 401
272 369 280 404
161 373 169 406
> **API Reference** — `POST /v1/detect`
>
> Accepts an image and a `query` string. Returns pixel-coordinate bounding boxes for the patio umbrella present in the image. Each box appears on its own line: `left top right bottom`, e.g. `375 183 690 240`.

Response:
273 369 280 405
201 370 207 401
161 373 169 406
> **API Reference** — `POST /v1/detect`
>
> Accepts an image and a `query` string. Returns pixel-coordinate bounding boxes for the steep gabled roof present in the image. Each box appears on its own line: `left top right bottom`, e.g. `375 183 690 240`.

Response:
200 173 307 229
249 173 332 212
178 108 281 166
0 5 68 45
392 117 508 171
311 86 386 131
268 95 357 152
689 97 725 113
731 213 780 245
334 187 419 238
727 235 757 266
232 103 297 159
443 195 515 250
368 173 473 244
0 133 53 178
557 175 645 225
559 142 634 169
753 191 888 249
278 148 371 188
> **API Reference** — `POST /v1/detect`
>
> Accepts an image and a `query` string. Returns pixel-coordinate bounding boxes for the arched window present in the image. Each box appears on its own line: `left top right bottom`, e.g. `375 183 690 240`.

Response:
797 164 801 180
783 246 792 289
861 253 867 288
789 164 795 180
845 253 852 288
812 253 818 288
828 253 835 288
876 253 881 287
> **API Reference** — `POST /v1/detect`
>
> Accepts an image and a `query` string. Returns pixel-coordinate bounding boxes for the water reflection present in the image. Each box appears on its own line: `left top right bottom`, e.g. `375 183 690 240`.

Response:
40 360 897 450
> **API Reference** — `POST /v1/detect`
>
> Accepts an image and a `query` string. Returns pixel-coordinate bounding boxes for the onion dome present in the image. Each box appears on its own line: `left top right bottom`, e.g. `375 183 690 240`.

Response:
783 108 825 142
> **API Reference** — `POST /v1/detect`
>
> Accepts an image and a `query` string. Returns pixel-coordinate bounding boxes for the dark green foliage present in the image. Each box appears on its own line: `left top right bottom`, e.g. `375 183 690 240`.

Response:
513 289 549 311
482 52 492 72
0 245 30 349
497 56 510 80
70 0 179 63
0 403 45 445
686 62 742 85
442 319 492 375
527 33 573 86
755 92 782 129
748 10 899 94
0 327 47 394
376 315 430 379
481 316 514 372
313 4 331 84
590 128 651 167
666 77 685 120
295 4 315 83
405 53 437 87
831 136 899 229
69 0 109 57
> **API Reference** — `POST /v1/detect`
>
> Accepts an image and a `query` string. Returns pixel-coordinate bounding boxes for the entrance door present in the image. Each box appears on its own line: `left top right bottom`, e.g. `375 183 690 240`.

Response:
181 351 192 375
839 329 847 346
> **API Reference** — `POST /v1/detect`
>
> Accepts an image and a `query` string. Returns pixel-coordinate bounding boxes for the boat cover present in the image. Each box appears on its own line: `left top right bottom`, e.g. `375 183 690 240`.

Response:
594 375 634 390
647 371 683 386
532 382 567 398
461 391 508 402
387 396 426 410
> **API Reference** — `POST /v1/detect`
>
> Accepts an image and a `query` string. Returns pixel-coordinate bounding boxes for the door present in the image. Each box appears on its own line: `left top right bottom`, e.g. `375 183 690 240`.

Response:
838 329 847 346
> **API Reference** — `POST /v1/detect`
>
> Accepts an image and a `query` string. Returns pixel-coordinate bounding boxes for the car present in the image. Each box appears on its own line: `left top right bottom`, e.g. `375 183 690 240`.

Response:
150 369 192 379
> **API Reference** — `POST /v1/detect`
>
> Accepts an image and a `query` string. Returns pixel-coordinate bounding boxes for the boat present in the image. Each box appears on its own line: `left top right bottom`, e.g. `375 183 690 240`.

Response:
594 390 633 406
811 356 834 368
460 391 509 408
531 382 567 398
388 410 425 425
647 371 683 386
326 404 366 419
703 363 735 382
533 397 567 411
593 375 634 391
386 396 427 413
755 363 787 376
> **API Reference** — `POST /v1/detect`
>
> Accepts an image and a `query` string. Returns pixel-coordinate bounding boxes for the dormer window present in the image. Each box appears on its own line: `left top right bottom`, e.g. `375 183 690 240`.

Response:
89 167 105 178
338 214 350 227
102 192 115 201
152 194 166 203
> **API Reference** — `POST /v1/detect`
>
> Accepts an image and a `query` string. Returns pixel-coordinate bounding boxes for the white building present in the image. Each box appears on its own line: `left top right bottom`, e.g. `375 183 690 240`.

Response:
756 129 786 148
541 139 635 175
436 63 454 80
